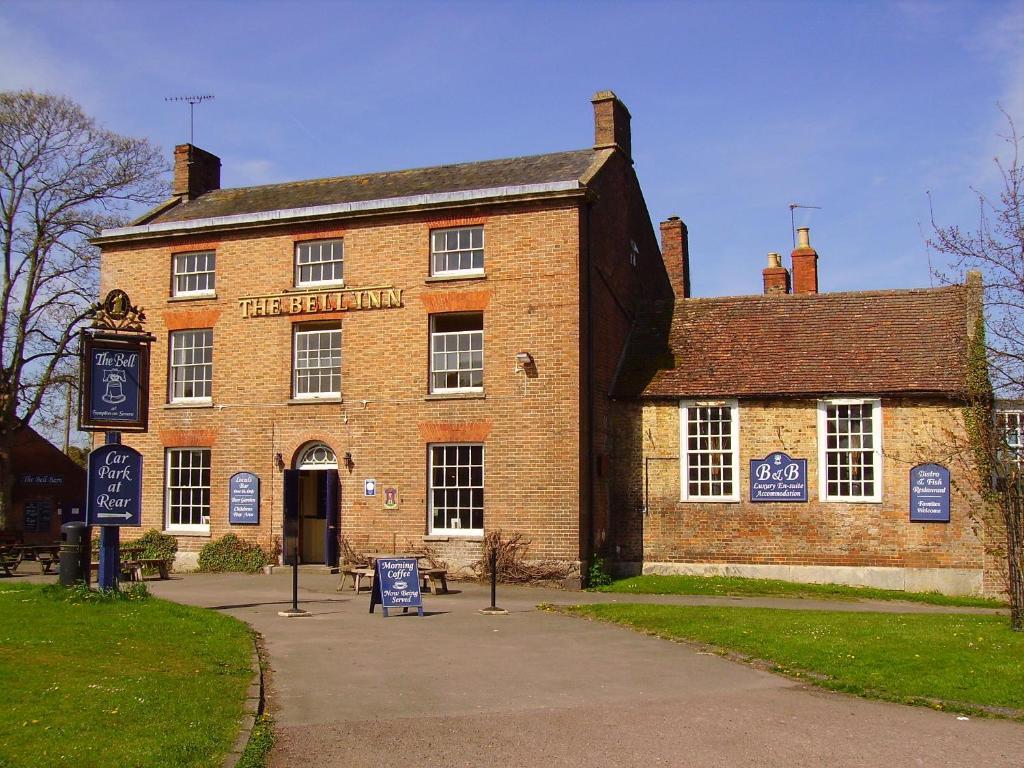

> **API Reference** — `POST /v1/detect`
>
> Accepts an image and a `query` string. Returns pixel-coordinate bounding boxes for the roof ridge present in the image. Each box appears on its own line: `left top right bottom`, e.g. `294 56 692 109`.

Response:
679 284 962 304
201 148 594 197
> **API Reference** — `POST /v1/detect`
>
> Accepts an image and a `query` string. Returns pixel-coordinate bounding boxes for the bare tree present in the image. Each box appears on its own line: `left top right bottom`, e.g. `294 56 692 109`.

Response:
929 110 1024 629
0 91 167 529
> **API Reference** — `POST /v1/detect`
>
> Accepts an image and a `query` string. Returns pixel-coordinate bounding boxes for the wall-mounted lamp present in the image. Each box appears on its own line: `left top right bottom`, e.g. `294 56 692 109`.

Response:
274 452 285 471
514 351 534 374
343 451 354 470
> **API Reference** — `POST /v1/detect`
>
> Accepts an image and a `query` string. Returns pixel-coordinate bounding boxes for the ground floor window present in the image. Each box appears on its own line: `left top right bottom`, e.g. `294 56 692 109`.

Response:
817 399 882 502
429 443 483 534
166 448 211 532
679 400 739 501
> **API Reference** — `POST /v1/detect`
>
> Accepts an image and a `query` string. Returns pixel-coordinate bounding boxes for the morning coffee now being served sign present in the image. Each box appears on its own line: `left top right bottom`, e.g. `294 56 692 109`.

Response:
370 557 423 617
229 472 260 525
87 444 143 527
80 335 150 431
749 452 808 502
910 464 951 523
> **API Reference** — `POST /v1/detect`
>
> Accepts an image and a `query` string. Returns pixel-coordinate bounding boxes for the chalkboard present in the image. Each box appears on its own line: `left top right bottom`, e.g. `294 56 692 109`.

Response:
369 557 423 617
23 500 52 533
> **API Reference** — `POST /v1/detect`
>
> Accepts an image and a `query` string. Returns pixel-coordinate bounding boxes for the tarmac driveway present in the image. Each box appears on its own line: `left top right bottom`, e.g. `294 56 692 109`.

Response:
149 572 1024 767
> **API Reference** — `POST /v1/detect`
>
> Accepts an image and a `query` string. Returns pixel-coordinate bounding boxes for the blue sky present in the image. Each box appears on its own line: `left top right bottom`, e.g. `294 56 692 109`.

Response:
2 0 1022 297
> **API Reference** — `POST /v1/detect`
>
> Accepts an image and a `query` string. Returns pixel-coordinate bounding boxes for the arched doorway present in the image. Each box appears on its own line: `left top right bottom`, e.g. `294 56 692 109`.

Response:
284 442 340 566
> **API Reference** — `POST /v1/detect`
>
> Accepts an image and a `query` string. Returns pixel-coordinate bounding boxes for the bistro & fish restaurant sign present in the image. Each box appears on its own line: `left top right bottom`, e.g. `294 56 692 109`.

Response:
238 286 403 318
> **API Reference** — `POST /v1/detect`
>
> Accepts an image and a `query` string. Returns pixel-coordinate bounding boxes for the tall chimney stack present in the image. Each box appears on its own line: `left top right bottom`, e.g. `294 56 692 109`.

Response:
173 144 221 201
762 252 790 295
790 226 819 294
659 216 690 300
591 90 631 161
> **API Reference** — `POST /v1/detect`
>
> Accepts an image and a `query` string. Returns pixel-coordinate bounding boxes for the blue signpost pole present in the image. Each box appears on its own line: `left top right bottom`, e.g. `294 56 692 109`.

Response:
97 432 121 591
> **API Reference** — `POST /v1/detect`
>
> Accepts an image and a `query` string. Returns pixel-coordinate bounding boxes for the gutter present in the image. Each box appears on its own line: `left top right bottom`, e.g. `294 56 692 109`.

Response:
93 181 585 245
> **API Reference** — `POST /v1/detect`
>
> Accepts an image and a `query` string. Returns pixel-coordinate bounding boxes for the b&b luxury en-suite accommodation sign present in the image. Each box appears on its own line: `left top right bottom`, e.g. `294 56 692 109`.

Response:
749 452 808 502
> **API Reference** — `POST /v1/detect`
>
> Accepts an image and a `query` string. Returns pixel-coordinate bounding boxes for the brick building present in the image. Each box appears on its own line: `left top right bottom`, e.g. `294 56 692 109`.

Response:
93 91 672 576
610 230 1000 595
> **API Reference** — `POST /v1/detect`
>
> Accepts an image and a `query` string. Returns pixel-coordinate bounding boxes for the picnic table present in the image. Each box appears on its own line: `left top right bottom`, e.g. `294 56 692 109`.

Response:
4 544 60 574
88 545 172 582
337 553 449 595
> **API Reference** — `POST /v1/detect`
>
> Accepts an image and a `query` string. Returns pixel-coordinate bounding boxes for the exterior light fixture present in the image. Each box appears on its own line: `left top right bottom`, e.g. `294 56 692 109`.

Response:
514 351 534 373
343 451 354 470
274 452 284 471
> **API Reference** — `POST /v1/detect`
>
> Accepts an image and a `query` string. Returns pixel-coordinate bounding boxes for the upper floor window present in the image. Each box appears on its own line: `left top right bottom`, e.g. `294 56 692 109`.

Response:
431 227 484 277
169 329 213 402
430 313 483 393
294 325 341 399
172 251 216 297
817 399 882 502
295 239 344 287
680 400 739 501
997 409 1023 466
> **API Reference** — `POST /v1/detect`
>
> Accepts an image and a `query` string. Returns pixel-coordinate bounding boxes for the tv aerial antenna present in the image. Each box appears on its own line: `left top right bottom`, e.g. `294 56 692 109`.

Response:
164 94 215 144
788 202 822 248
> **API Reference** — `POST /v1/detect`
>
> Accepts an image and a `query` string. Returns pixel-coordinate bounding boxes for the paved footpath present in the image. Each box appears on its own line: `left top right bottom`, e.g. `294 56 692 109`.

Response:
143 571 1024 768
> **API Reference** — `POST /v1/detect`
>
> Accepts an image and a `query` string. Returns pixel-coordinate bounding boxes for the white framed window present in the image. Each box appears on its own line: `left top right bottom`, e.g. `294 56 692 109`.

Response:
169 329 213 402
295 239 344 287
997 408 1023 466
430 313 483 393
429 443 484 534
817 399 882 502
166 448 211 532
431 226 484 276
172 251 216 297
293 325 341 398
297 442 337 469
680 400 740 501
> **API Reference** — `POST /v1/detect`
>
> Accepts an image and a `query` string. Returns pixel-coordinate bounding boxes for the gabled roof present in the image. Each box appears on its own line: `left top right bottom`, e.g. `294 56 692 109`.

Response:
132 149 603 228
616 285 971 399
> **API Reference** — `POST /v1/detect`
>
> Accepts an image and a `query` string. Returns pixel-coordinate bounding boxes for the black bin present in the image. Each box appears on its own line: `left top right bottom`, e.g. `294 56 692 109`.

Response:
59 522 91 586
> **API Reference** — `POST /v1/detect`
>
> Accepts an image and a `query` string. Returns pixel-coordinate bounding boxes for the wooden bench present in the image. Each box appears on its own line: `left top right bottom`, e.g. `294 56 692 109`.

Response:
337 566 374 594
0 553 19 577
419 567 449 594
138 558 171 580
36 550 59 575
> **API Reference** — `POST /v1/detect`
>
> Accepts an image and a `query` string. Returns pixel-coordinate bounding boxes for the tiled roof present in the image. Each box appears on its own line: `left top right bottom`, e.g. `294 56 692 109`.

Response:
146 149 600 225
617 285 971 399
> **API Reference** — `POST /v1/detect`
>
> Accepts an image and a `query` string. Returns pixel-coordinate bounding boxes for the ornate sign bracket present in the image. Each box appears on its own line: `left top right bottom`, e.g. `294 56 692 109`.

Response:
86 289 149 334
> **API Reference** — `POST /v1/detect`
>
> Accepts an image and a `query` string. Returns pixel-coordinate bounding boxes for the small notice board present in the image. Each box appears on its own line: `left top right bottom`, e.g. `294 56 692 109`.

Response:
369 557 423 617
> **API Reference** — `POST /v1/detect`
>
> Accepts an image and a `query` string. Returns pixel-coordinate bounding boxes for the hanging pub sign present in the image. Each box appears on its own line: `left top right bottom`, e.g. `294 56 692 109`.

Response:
229 472 260 525
749 452 808 502
79 289 154 432
909 464 951 523
86 443 143 527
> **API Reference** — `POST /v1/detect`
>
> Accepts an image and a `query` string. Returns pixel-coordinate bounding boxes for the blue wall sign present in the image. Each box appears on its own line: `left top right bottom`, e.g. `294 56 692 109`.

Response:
750 452 808 502
370 557 423 617
910 464 951 523
364 479 377 497
229 472 260 525
87 444 142 527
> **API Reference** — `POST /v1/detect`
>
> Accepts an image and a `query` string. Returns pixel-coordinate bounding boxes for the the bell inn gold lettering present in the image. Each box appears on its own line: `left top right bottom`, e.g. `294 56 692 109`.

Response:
238 286 403 319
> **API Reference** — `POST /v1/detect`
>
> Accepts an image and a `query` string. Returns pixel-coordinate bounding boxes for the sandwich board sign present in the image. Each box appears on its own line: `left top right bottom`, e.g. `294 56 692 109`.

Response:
369 557 423 617
87 444 143 527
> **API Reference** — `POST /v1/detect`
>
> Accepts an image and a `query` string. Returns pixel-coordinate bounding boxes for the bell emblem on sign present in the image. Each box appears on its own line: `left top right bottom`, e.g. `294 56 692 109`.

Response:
102 369 127 405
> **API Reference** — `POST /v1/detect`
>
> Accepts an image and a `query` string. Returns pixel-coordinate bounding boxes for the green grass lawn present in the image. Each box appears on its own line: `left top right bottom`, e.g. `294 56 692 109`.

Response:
594 574 1005 608
0 583 255 768
562 603 1024 716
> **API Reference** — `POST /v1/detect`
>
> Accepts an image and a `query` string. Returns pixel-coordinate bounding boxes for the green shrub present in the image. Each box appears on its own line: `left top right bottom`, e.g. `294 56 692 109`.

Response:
136 528 178 563
586 555 614 588
198 534 273 573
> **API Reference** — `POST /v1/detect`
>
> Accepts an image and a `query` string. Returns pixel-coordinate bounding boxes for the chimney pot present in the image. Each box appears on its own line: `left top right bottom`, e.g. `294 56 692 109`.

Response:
763 252 790 295
659 217 690 300
591 90 632 161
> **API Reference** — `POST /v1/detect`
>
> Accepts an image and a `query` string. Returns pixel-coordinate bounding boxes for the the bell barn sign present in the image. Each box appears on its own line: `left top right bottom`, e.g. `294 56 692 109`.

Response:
239 285 403 319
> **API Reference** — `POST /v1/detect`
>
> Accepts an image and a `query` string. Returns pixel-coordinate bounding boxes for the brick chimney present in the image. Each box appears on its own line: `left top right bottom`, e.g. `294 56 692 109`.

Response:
659 216 690 300
762 252 790 295
173 144 221 200
591 91 631 160
790 226 818 294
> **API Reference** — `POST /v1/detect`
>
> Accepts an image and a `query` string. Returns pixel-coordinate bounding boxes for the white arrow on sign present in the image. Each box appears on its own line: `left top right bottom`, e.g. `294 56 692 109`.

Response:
96 511 134 520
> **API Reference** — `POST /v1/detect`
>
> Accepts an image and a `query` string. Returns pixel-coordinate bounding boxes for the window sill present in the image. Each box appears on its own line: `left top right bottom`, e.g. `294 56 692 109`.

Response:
425 272 486 284
163 401 214 410
425 391 485 401
164 529 211 537
679 498 740 504
287 397 343 405
288 282 345 292
169 293 217 303
427 532 484 540
821 498 883 504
